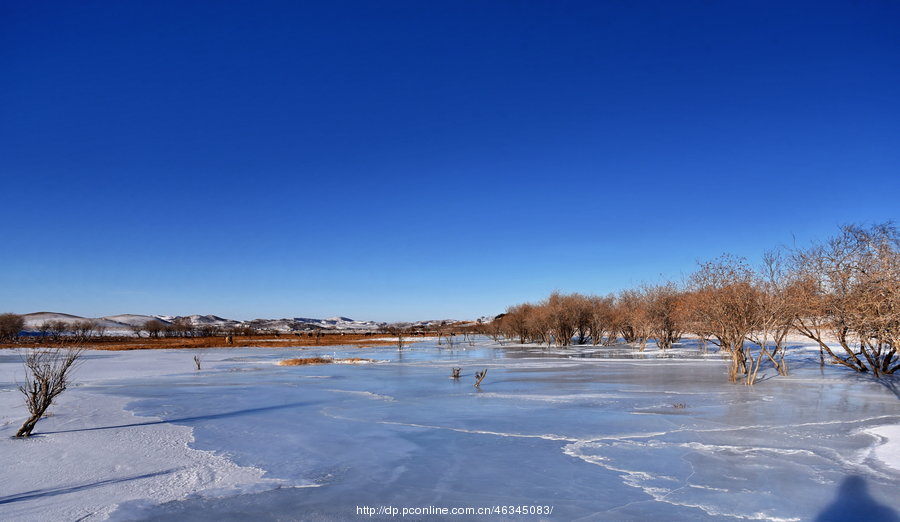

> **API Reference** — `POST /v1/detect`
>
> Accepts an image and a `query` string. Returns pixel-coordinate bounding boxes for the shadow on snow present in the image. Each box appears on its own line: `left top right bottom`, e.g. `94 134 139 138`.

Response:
0 469 180 505
36 401 319 435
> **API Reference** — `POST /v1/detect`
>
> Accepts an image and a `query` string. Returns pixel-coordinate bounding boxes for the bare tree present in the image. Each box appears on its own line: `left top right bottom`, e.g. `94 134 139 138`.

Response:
37 321 52 340
645 283 684 351
48 320 68 342
616 289 651 351
529 304 554 348
588 295 615 346
144 319 164 339
546 292 577 347
502 303 533 344
193 355 202 370
568 294 593 345
16 348 83 437
130 322 145 338
791 223 900 376
198 324 220 338
744 250 797 382
686 255 759 383
484 317 504 343
385 323 409 349
73 320 97 342
173 317 193 337
0 313 25 341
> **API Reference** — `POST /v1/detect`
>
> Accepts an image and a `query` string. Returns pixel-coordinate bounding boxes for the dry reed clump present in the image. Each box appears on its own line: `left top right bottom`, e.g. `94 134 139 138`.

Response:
333 357 374 364
278 357 374 366
278 357 333 366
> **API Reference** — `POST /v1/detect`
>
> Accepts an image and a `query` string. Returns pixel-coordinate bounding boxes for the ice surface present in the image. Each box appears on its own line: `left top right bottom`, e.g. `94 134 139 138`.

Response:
1 340 899 521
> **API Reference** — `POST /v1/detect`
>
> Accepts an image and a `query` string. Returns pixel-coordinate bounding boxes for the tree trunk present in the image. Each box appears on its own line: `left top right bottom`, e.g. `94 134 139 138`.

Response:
16 413 42 438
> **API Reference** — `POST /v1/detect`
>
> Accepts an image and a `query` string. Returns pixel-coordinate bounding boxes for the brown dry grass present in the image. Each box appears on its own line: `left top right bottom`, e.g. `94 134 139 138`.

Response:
278 357 333 366
336 357 374 364
278 356 374 366
0 333 424 351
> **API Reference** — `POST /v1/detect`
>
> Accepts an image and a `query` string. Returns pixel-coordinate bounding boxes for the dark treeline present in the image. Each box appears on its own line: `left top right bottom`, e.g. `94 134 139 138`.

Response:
127 318 259 339
487 223 900 385
0 316 262 344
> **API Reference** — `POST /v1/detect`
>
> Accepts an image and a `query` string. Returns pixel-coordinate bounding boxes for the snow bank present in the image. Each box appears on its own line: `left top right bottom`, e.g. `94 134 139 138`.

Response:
0 351 284 521
867 425 900 473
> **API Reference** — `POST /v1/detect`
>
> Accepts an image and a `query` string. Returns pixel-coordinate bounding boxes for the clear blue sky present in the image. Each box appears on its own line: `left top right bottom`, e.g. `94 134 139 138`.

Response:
2 1 898 321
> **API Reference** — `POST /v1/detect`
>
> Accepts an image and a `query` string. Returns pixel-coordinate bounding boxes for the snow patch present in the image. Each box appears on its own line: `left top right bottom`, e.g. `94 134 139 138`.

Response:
866 425 900 472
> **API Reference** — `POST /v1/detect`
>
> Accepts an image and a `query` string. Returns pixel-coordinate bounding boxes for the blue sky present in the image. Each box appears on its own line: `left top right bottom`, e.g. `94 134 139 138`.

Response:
2 1 898 321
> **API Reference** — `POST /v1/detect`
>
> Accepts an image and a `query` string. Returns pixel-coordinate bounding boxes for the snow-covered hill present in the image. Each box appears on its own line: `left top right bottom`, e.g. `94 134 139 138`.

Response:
16 312 468 335
101 314 172 327
22 312 135 333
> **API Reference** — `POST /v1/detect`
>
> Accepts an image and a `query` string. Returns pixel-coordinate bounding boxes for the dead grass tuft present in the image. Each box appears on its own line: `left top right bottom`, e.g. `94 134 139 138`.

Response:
335 357 374 364
278 357 333 366
278 356 374 366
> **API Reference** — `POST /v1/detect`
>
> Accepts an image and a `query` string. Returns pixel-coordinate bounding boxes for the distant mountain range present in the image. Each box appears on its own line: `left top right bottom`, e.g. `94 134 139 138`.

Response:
19 312 477 335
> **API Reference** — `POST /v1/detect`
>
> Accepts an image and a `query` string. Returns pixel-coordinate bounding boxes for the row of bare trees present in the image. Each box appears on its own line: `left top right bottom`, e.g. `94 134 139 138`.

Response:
31 320 109 342
131 318 258 339
490 285 684 350
0 315 264 342
492 224 900 384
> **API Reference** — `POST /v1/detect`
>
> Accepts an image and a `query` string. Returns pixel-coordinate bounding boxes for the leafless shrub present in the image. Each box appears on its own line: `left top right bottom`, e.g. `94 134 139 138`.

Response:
198 324 220 337
173 317 193 337
130 323 145 338
48 320 68 342
193 355 202 370
484 318 504 343
546 291 578 346
0 313 25 341
451 367 461 379
745 250 797 381
37 321 52 339
588 295 616 346
529 304 554 348
791 223 900 376
16 348 83 437
616 289 651 351
645 283 685 351
144 320 164 339
73 320 97 342
475 368 488 387
384 323 409 349
501 303 534 344
686 255 760 383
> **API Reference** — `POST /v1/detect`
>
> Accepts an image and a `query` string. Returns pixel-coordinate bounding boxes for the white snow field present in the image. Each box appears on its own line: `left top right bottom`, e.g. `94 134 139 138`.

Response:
1 339 899 521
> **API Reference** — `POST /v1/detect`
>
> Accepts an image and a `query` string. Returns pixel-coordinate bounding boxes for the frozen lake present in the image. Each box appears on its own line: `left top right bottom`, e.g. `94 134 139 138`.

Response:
2 338 900 521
